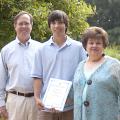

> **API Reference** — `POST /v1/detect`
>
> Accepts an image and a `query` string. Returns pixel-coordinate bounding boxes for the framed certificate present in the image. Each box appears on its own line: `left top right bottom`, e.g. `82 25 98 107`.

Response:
42 78 72 111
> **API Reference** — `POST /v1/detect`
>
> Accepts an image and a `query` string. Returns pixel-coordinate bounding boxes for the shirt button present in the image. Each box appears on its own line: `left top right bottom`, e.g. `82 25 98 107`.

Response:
84 101 89 107
87 80 92 85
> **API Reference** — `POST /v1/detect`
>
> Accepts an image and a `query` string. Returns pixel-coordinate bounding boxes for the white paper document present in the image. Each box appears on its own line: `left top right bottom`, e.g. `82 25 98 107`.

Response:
42 78 72 111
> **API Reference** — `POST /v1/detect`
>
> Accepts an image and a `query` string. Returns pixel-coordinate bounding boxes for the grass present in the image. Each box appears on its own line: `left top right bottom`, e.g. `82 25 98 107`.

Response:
105 45 120 60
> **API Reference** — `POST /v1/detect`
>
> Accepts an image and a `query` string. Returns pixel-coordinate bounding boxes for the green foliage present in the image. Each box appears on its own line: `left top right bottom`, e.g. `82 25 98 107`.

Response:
0 0 94 48
67 0 93 39
86 0 120 44
87 0 120 29
26 1 51 42
108 27 120 44
0 0 15 48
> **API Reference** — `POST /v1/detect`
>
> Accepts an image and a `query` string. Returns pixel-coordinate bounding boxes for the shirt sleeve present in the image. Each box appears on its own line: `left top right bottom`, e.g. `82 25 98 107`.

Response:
111 59 120 117
116 61 120 118
31 47 43 79
0 51 8 107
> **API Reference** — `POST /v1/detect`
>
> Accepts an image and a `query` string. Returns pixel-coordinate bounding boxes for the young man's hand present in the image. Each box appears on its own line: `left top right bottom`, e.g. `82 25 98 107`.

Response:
35 97 44 110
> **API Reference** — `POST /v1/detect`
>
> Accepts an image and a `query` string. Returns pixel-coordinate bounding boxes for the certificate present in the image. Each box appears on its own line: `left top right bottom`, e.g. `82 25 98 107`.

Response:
42 78 72 111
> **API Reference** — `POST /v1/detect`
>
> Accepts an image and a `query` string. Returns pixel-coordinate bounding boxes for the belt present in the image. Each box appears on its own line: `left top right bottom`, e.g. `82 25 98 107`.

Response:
9 91 34 97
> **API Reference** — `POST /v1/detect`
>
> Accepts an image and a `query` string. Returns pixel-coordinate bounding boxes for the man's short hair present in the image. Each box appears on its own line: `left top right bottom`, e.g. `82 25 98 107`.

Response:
48 10 69 32
14 11 33 25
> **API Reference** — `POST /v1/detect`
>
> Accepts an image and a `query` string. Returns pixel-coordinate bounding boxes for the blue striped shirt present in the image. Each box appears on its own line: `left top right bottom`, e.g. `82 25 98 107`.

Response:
31 36 86 111
0 37 41 107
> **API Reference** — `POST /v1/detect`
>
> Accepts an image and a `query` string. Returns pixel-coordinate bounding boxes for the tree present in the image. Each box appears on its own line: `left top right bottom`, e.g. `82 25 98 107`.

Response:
0 0 94 48
86 0 120 44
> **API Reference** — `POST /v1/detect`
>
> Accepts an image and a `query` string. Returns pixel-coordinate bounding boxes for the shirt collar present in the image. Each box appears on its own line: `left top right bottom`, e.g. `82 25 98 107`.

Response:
46 35 72 46
16 37 31 46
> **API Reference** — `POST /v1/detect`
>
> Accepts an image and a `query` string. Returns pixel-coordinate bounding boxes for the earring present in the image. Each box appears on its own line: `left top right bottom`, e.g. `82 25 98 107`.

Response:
86 53 88 57
102 53 105 56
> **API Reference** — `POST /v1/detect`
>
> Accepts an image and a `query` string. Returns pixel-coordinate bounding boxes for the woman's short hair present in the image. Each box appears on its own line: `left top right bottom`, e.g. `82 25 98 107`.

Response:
82 26 109 49
48 10 69 32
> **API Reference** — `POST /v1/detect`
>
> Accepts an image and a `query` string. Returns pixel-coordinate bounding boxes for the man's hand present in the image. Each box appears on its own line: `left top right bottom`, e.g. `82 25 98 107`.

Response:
0 106 8 119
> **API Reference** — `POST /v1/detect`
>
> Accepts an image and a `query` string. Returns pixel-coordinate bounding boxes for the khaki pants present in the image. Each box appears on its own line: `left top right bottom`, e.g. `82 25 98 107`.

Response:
37 109 73 120
6 93 37 120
